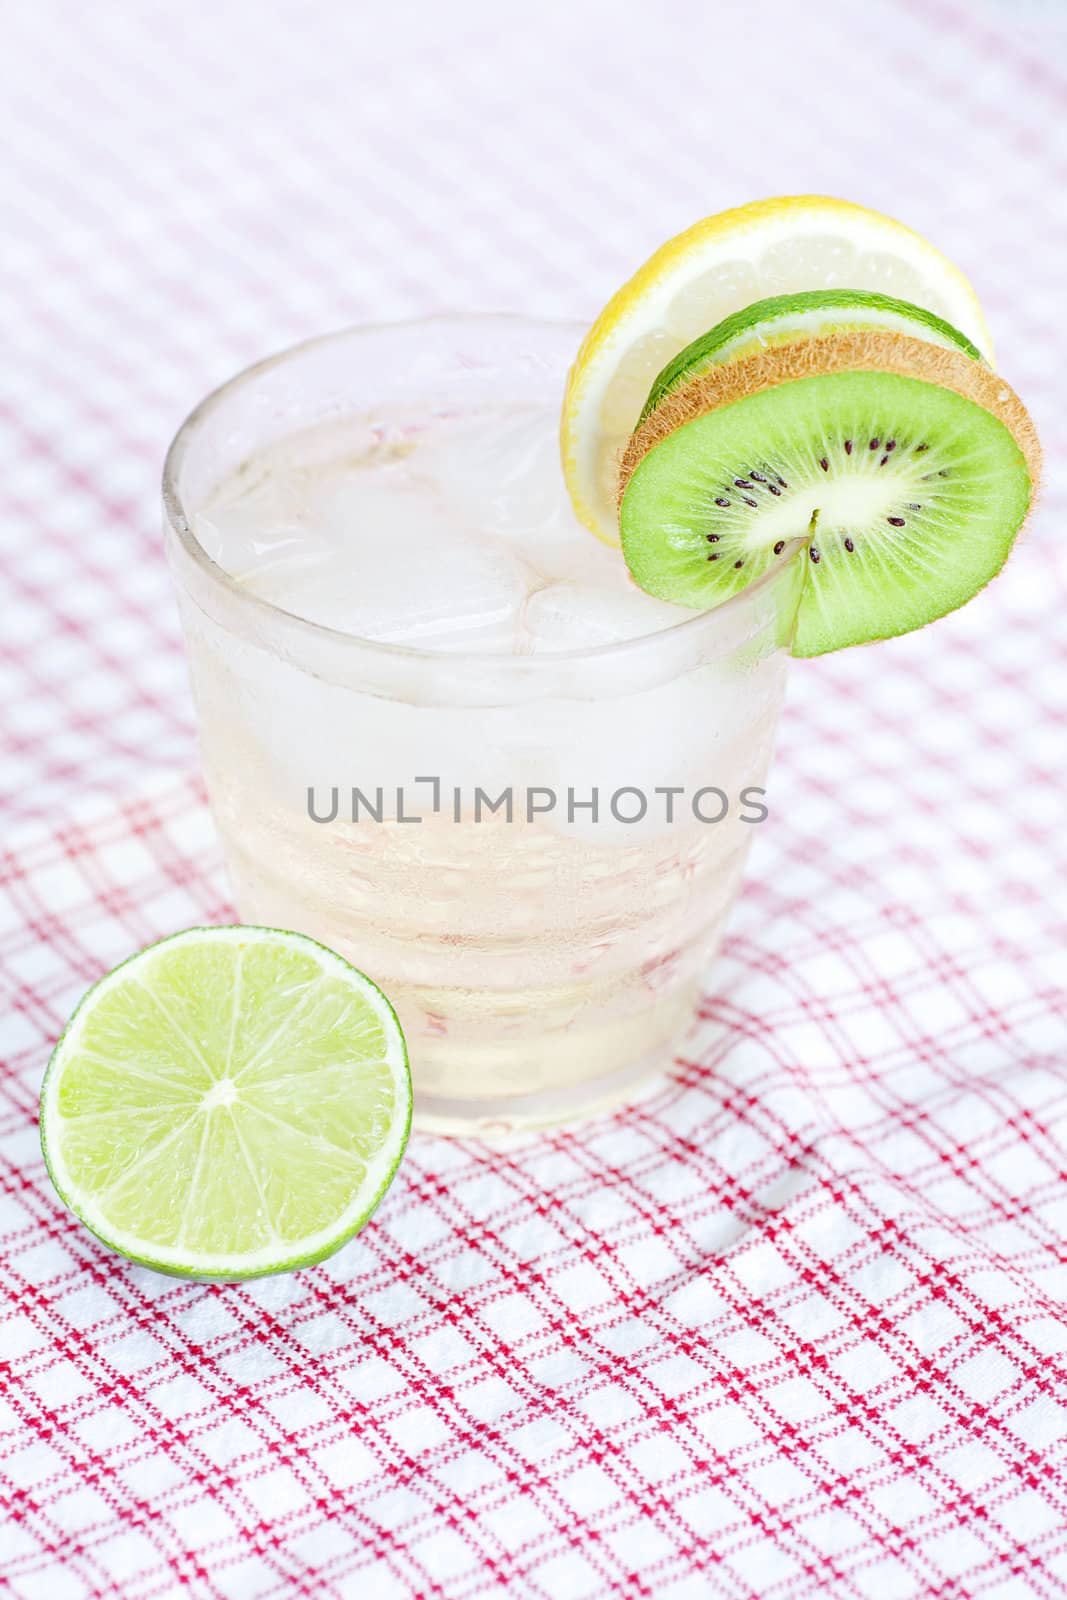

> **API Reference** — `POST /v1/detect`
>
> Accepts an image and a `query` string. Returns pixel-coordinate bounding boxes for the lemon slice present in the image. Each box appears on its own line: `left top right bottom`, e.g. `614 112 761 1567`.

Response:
40 926 411 1280
560 195 993 544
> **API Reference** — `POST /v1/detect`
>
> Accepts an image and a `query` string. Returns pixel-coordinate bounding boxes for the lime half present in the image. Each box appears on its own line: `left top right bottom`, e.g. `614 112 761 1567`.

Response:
40 927 411 1279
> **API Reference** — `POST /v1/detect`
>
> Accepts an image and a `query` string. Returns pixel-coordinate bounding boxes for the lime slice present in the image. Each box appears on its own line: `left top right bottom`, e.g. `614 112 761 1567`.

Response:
560 195 993 544
40 926 411 1279
640 289 984 420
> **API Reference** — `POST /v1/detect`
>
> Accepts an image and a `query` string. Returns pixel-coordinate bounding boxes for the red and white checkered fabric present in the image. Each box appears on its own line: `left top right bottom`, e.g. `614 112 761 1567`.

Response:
2 1 1066 1595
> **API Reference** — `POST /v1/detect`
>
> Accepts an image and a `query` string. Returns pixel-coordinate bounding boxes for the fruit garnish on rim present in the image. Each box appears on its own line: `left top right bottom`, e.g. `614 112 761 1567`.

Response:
560 195 1040 656
638 288 985 419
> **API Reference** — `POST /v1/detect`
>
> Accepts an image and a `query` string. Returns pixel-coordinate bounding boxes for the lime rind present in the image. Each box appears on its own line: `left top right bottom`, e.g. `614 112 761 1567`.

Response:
641 289 984 421
39 926 412 1280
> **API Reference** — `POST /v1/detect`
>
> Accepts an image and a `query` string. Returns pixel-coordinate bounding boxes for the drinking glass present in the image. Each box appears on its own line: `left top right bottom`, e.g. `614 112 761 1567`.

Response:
163 317 804 1132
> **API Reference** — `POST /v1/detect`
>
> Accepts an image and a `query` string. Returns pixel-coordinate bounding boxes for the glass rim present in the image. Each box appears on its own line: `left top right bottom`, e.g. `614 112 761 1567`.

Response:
162 314 805 692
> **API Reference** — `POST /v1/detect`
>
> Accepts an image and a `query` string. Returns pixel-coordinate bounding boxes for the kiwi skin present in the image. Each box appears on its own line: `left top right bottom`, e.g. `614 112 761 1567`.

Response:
620 330 1042 507
641 290 985 422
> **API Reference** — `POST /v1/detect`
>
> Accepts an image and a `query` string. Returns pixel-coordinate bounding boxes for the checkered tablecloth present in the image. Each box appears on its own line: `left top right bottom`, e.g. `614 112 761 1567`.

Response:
2 1 1066 1595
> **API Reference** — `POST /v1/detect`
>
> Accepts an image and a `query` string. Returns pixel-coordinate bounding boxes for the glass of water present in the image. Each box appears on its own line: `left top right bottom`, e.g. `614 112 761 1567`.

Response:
163 317 804 1132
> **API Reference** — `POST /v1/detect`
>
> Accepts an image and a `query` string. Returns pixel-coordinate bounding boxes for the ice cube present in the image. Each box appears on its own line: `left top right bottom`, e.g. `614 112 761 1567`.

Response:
523 569 700 653
413 408 589 581
209 461 533 651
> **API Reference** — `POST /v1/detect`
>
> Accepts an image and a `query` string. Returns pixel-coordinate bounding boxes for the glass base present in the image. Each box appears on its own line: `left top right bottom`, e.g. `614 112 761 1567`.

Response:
411 1039 674 1136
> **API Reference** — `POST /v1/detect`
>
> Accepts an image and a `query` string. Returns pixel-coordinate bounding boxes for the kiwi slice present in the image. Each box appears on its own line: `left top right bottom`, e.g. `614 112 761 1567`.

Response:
641 289 984 421
619 331 1040 658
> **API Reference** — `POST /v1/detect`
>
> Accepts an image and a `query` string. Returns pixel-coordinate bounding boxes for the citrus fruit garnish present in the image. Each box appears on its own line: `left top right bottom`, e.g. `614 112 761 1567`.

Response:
640 289 983 420
560 196 993 544
40 926 411 1279
617 332 1040 658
